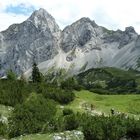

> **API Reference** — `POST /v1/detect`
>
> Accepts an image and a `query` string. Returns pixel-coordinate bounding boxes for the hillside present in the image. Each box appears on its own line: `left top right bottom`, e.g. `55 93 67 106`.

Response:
76 67 140 94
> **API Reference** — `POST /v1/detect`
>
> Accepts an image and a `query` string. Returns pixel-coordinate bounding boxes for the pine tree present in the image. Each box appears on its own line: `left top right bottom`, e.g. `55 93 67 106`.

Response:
31 62 42 83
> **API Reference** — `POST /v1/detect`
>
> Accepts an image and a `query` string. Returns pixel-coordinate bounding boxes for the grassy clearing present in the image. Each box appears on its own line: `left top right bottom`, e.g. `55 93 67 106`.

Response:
65 90 140 118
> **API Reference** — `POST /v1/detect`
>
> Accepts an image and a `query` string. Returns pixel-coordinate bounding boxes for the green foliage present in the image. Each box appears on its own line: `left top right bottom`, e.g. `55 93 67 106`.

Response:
8 93 56 138
0 80 30 106
40 84 75 104
76 67 139 94
126 118 140 138
64 113 79 130
43 111 140 140
44 112 79 133
82 115 126 140
32 63 42 83
63 108 73 116
7 69 17 80
0 120 7 138
29 82 75 104
107 78 137 93
61 77 82 91
0 76 75 107
0 67 140 140
44 68 68 85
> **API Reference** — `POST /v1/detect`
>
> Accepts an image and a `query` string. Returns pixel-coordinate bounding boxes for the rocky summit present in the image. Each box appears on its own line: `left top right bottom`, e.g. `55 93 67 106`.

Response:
0 8 140 77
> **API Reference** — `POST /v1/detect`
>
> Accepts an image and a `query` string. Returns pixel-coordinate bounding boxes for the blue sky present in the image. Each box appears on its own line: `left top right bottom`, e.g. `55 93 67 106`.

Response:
0 0 140 33
5 4 35 15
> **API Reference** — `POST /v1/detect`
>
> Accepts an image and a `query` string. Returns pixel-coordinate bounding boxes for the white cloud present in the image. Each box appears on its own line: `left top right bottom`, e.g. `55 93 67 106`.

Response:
0 0 140 33
0 13 28 31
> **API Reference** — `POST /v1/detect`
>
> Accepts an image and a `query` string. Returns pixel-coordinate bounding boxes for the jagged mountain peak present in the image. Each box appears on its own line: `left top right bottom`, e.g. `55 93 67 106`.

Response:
0 8 62 77
37 8 49 14
70 17 97 29
60 17 100 53
125 26 137 34
29 8 53 20
27 8 60 33
1 9 140 78
76 17 93 23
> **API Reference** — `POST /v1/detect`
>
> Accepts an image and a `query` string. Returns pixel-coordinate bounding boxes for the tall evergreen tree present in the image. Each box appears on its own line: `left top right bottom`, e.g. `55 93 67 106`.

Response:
31 62 42 83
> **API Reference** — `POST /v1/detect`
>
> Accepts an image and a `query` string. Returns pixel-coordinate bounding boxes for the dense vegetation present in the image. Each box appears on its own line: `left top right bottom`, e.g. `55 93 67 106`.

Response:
42 112 140 140
81 114 140 140
0 65 140 139
76 67 140 94
0 80 30 106
9 93 56 138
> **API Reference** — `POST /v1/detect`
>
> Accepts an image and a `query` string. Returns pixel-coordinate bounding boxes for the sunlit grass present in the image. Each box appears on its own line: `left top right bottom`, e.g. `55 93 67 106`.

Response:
65 90 140 118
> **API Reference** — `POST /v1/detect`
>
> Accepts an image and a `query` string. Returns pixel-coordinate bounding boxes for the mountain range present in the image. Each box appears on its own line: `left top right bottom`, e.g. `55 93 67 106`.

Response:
0 8 140 77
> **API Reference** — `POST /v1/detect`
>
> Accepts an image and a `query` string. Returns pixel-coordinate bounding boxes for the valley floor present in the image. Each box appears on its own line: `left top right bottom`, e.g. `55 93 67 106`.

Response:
65 90 140 119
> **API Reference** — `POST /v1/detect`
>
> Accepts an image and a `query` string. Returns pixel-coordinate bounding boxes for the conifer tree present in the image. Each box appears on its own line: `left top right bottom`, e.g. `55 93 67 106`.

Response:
32 62 42 83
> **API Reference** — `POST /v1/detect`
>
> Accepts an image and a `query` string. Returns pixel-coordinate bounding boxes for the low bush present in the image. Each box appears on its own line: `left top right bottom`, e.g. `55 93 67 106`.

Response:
8 93 57 138
63 108 73 116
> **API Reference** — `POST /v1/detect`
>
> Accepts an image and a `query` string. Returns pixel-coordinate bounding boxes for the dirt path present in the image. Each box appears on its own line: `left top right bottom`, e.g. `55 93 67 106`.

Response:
79 101 105 116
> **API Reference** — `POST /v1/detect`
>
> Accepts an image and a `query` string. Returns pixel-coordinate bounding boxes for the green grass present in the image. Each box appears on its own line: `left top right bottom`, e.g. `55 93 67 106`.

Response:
65 90 140 118
11 133 52 140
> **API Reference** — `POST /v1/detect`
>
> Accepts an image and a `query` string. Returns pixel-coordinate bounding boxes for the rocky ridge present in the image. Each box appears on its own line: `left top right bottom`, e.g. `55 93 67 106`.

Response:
0 8 140 77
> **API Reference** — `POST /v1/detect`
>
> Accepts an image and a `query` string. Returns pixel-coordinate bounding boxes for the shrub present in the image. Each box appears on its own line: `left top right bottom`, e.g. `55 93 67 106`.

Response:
0 80 30 106
8 93 56 138
63 108 73 116
126 118 140 138
42 87 75 104
61 77 81 90
82 115 126 140
0 121 7 137
64 113 79 130
7 69 17 81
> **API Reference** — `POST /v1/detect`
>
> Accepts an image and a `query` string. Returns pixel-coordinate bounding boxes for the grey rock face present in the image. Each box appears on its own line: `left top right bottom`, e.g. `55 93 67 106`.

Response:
60 18 98 52
0 8 60 76
0 8 140 77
